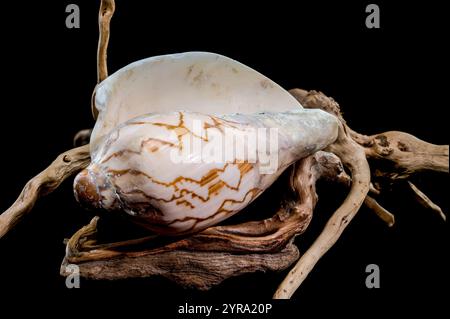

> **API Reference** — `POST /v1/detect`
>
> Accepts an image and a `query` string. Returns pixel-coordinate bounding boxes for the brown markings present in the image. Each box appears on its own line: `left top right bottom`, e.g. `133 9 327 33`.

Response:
101 138 177 163
108 169 169 188
121 188 184 203
73 169 102 208
108 161 255 204
186 64 194 77
204 117 224 134
101 148 141 163
397 141 410 152
99 111 260 226
237 162 253 176
128 187 262 233
375 135 389 147
152 111 185 130
100 112 245 164
176 199 195 209
145 138 176 152
97 114 183 163
97 120 159 159
202 162 254 196
163 163 232 190
213 188 261 218
260 79 274 89
165 188 261 232
127 121 156 125
208 181 224 196
142 113 188 152
192 70 204 84
209 114 243 127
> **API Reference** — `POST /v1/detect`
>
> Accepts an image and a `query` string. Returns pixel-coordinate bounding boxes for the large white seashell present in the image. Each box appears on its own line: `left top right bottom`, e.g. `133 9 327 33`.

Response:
75 52 339 235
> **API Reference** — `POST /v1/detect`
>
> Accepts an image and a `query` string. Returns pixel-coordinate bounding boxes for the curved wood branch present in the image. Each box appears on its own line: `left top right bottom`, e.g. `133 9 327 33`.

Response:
97 0 115 84
93 0 115 119
62 217 300 290
290 88 449 177
0 145 91 239
408 181 446 221
365 195 395 227
356 130 448 176
275 88 447 298
274 124 371 298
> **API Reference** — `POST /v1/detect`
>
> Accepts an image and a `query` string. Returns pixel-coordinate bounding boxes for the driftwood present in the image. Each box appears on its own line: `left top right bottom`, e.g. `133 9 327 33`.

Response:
0 0 447 299
63 229 300 289
92 0 115 119
274 89 448 298
0 145 90 239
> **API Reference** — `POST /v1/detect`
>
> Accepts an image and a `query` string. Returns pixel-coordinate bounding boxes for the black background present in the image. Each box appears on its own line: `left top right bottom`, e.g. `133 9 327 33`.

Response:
0 0 448 316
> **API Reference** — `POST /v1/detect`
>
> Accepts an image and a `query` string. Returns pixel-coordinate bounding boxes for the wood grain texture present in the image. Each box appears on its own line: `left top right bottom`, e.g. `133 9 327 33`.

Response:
274 89 448 298
97 0 115 83
0 145 91 239
62 236 299 290
92 0 115 119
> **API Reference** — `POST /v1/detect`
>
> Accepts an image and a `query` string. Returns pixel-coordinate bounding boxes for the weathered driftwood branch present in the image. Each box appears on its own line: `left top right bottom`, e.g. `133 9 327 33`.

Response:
408 181 446 221
0 0 111 238
61 151 345 289
93 0 115 119
0 145 90 239
364 195 395 227
61 217 300 289
290 89 449 177
273 88 448 298
274 123 371 298
316 157 394 226
97 0 115 83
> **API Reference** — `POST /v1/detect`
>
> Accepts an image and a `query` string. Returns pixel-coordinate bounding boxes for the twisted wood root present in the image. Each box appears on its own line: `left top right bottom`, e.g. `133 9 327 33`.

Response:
93 0 115 119
273 89 448 298
97 0 115 84
0 0 114 239
0 145 90 239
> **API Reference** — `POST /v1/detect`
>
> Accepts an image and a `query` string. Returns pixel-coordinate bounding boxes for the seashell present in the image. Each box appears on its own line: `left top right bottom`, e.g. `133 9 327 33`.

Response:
74 52 339 235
